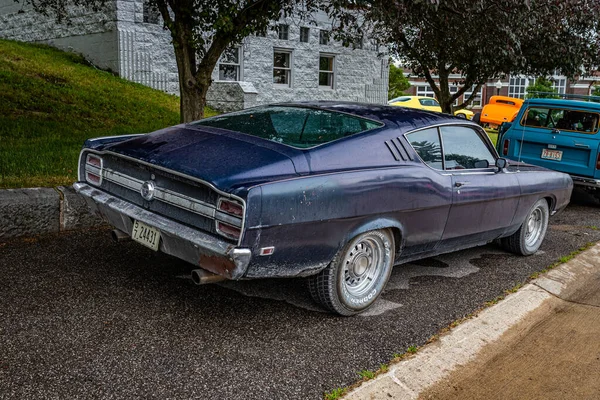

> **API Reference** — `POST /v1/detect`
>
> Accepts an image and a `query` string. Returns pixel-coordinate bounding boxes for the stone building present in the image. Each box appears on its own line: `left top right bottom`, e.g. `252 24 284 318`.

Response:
0 1 389 111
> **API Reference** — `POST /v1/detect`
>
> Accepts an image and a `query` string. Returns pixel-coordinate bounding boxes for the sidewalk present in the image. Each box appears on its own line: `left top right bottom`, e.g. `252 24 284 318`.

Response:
347 243 600 400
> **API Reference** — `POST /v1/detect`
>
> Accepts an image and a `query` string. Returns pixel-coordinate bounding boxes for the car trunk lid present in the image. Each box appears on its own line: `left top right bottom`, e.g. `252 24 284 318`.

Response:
102 125 302 191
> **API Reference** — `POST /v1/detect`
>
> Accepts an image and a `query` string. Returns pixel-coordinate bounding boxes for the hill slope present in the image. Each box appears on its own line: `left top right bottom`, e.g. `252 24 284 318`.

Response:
0 39 216 188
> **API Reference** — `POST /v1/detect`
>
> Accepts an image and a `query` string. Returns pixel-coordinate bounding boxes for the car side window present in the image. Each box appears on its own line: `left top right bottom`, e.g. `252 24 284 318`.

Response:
522 107 599 133
440 126 495 170
406 128 443 169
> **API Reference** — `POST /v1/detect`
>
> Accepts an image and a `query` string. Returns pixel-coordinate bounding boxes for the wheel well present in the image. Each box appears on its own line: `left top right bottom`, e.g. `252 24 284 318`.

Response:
543 196 555 212
389 227 403 256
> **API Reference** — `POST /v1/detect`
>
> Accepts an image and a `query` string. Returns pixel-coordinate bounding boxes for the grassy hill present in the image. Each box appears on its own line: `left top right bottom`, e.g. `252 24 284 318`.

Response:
0 39 216 188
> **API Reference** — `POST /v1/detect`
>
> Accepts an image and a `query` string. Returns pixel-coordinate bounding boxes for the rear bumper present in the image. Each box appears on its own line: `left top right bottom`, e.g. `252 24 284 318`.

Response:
73 182 251 279
570 175 600 188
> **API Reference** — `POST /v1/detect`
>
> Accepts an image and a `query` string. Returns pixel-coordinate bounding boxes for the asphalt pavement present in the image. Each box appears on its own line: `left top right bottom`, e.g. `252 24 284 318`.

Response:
1 189 600 400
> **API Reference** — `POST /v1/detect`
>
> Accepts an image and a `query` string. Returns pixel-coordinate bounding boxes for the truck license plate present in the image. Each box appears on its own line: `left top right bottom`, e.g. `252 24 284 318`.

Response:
541 148 562 161
131 220 161 251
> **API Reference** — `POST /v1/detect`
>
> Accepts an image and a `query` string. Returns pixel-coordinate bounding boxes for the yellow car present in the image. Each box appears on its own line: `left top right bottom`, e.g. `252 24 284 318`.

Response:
388 96 474 119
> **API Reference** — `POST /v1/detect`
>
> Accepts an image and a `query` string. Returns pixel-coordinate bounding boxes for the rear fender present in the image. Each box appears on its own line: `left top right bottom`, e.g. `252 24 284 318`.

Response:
344 218 406 254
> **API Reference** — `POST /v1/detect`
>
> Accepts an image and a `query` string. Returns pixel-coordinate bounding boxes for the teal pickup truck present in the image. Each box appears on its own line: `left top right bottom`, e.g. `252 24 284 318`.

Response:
497 94 600 201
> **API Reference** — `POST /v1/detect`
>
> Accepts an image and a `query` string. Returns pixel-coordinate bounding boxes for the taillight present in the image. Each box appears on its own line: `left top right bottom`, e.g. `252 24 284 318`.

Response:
596 153 600 170
85 154 103 186
503 139 510 156
216 221 241 240
218 198 243 217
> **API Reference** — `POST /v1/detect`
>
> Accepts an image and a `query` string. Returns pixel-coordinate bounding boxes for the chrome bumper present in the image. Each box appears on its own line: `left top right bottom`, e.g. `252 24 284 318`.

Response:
73 182 251 279
570 175 600 188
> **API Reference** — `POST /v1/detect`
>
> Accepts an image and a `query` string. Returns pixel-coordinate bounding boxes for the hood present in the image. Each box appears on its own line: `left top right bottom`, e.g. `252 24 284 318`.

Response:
102 125 301 192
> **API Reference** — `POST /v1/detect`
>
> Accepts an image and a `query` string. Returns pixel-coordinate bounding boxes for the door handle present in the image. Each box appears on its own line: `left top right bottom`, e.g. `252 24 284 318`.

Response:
454 181 468 188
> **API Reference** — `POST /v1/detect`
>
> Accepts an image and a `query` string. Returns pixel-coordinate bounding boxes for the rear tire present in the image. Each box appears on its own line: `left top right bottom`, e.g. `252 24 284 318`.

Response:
308 229 394 316
501 199 549 255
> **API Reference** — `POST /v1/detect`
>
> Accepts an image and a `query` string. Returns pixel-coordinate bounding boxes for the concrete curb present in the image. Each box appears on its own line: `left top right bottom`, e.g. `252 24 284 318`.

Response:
345 243 600 400
0 186 103 240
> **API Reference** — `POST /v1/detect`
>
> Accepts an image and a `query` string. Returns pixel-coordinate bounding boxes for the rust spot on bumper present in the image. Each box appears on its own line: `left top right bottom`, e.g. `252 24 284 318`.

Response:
199 254 236 279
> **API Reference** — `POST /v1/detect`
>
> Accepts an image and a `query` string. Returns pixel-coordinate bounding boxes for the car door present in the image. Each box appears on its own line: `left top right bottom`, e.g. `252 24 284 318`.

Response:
438 125 521 249
504 105 600 178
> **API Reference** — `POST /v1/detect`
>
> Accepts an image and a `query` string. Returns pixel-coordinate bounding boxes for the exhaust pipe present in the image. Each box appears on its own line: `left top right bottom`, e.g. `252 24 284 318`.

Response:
111 229 131 243
191 268 227 285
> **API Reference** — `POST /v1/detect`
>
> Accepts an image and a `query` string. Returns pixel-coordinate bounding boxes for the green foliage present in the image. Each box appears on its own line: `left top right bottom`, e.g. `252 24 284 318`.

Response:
0 39 217 188
330 0 600 113
324 387 347 400
357 369 375 380
388 63 411 100
526 77 559 98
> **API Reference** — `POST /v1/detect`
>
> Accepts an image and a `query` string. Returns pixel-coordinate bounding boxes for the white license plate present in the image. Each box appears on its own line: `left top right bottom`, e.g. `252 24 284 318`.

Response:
541 148 563 161
131 220 161 251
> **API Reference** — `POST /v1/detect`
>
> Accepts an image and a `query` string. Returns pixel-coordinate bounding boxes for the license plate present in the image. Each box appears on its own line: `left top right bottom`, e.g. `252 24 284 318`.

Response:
131 220 161 251
541 148 563 161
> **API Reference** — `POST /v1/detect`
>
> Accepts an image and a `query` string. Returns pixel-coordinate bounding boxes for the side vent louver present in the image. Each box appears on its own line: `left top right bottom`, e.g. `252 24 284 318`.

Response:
385 137 414 161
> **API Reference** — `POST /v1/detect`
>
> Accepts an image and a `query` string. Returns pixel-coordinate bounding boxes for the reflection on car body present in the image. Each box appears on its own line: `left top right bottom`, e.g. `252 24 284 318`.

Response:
75 102 572 315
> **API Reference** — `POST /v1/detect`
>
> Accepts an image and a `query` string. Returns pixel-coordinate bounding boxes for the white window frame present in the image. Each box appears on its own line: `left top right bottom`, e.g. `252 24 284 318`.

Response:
217 47 241 82
463 85 483 107
318 53 335 89
273 49 293 87
416 85 436 98
508 76 533 99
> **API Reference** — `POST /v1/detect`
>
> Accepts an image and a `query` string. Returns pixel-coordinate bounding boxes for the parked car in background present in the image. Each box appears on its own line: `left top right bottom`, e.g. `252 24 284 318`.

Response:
75 102 572 316
388 95 474 119
497 97 600 202
476 95 524 128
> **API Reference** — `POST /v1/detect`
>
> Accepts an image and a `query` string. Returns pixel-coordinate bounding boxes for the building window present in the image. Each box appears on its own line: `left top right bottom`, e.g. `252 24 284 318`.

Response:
450 85 459 106
552 77 567 94
143 0 160 24
218 47 240 81
319 55 334 88
277 24 289 40
463 85 483 107
508 77 531 99
319 30 329 45
416 85 436 98
273 50 292 86
300 27 310 43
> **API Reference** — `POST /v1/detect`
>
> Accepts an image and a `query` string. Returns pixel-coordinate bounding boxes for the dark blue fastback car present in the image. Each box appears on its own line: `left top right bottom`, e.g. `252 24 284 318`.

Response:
75 102 572 315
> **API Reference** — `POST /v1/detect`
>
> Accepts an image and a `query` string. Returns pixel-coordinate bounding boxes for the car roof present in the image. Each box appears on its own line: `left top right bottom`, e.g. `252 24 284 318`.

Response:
524 98 600 111
268 101 461 132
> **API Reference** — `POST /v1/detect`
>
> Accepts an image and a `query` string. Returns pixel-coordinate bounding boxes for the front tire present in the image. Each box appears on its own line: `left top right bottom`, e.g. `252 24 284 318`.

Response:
501 199 549 255
308 230 394 316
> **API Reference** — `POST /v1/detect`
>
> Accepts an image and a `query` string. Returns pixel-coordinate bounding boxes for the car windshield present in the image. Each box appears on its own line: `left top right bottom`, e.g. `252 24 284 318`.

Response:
191 106 383 148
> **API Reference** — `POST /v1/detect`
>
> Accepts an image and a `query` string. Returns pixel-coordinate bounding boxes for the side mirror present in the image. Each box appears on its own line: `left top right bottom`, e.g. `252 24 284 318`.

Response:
495 158 508 170
473 159 490 169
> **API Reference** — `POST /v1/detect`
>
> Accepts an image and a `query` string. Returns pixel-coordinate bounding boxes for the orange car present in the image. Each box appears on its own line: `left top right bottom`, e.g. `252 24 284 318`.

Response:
478 96 524 127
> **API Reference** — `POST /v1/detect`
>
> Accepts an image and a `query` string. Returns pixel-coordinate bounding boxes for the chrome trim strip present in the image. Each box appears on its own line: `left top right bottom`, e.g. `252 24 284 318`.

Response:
79 149 246 244
100 166 242 227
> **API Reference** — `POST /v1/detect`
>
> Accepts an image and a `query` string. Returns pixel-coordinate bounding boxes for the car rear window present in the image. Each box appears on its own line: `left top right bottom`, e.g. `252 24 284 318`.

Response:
191 106 383 148
521 107 599 134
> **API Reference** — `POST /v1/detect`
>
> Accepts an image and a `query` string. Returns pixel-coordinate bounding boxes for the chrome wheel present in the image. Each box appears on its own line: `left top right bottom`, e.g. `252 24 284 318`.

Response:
500 199 549 256
525 207 544 247
343 237 385 298
308 229 395 316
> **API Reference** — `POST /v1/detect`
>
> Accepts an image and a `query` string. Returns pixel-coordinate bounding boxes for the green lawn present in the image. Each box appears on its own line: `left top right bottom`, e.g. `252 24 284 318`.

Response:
0 39 217 189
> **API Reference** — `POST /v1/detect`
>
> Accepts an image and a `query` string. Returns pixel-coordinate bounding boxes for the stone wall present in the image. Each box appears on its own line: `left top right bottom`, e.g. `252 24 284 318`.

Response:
0 1 119 72
0 1 388 109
